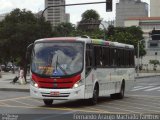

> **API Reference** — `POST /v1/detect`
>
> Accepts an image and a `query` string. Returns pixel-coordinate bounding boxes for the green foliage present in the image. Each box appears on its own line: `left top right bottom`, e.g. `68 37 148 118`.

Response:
107 26 146 57
149 60 160 71
81 9 100 20
0 8 52 65
53 22 75 37
149 60 160 65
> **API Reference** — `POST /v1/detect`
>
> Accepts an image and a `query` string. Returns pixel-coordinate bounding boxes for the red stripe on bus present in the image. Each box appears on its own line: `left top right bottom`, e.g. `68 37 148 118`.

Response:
32 73 81 88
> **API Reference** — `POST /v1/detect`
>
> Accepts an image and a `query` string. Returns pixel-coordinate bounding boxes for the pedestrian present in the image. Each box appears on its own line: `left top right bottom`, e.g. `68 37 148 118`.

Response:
19 66 26 85
11 66 26 84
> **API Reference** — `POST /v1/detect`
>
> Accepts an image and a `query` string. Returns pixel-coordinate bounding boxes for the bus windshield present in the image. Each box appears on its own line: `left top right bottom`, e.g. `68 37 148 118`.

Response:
31 42 84 77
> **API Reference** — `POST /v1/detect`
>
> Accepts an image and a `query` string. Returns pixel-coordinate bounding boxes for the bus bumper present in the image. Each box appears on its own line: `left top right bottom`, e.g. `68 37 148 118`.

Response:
30 85 85 100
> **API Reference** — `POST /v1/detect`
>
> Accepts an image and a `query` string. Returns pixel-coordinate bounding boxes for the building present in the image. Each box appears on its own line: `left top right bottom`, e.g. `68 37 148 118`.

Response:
44 0 70 27
125 17 160 70
150 0 160 17
0 13 8 21
116 0 148 27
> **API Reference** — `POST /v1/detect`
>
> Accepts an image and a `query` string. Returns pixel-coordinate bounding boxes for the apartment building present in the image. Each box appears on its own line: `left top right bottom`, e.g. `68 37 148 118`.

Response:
150 0 160 17
116 0 148 27
45 0 69 27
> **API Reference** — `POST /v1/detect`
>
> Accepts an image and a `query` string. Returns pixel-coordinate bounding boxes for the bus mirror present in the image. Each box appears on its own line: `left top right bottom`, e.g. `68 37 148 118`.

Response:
26 43 33 62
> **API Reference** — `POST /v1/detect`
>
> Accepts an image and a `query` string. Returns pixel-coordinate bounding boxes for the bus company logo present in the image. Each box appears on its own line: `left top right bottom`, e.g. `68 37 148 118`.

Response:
54 79 57 82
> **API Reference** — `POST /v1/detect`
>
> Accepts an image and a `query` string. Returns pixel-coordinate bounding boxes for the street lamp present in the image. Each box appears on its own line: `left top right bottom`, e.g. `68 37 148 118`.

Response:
137 39 144 76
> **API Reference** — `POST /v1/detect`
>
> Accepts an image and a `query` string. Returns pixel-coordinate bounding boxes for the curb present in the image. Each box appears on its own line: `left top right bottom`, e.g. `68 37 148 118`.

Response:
0 88 29 92
135 75 160 79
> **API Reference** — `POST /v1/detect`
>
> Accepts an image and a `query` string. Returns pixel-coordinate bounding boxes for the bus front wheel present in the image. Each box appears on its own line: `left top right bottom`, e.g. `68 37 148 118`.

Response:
43 99 53 106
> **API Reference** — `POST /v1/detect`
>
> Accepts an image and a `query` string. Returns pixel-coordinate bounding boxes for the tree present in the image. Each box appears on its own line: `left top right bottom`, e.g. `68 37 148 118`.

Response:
53 22 75 37
0 8 52 67
107 26 146 57
77 9 102 34
81 9 100 21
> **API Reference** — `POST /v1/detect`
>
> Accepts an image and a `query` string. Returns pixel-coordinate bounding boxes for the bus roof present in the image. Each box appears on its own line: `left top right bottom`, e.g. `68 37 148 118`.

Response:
35 37 134 49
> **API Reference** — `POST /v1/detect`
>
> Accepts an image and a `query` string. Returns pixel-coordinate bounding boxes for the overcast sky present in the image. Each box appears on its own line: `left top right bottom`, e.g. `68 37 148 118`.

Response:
0 0 150 24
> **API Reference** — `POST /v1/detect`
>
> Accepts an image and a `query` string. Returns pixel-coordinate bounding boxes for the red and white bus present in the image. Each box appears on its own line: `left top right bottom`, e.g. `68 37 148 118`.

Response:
29 36 135 105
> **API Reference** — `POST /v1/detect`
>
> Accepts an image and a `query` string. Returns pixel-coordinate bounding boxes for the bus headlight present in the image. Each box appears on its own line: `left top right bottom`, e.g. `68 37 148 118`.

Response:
73 79 84 88
30 79 39 88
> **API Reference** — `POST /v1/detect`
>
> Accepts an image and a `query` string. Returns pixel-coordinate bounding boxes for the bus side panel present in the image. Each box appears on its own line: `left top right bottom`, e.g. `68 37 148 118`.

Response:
84 70 95 99
124 68 135 91
96 68 118 96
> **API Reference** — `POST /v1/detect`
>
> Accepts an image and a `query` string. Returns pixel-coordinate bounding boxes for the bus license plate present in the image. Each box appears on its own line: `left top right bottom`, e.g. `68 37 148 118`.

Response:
50 91 60 96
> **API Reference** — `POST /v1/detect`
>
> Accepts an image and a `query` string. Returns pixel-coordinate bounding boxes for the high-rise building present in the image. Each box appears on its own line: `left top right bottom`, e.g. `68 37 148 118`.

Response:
0 13 8 21
44 0 69 27
116 0 148 27
150 0 160 17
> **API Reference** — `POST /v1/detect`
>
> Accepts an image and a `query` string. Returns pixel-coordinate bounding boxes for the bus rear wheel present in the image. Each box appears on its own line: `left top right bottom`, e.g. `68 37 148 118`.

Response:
116 81 125 99
43 99 53 106
111 81 125 99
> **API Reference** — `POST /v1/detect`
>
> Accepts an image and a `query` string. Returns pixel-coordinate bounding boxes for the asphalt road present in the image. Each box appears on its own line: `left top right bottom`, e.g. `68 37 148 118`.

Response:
0 76 160 120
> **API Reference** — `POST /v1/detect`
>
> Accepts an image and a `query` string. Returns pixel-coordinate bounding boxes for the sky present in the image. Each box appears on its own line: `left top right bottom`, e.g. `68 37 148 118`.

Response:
0 0 150 24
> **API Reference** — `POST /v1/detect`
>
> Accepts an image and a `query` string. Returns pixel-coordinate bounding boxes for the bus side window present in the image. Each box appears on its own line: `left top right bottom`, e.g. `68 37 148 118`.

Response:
85 44 93 75
103 47 109 67
110 47 115 66
94 46 103 67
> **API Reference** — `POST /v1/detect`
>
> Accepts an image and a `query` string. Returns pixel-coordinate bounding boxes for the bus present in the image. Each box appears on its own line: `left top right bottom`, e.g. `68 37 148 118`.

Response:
29 36 135 105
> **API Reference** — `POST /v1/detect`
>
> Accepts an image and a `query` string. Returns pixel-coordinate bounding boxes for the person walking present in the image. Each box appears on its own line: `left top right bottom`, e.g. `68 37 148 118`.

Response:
19 67 26 84
11 66 26 84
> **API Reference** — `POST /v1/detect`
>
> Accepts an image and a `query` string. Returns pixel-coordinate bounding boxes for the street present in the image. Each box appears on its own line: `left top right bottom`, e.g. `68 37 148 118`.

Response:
0 76 160 120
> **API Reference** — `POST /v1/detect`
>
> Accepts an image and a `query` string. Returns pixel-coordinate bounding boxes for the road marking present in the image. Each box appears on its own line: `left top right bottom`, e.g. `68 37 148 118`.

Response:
0 96 30 102
149 83 159 86
131 86 154 91
12 99 34 107
98 104 135 113
27 98 42 103
106 102 141 113
86 107 110 113
133 86 143 89
144 86 160 91
0 102 9 106
127 94 160 99
127 97 160 107
115 99 160 113
0 104 111 113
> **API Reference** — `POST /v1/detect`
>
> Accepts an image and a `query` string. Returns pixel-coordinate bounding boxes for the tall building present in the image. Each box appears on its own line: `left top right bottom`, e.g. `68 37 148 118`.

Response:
0 13 8 21
116 0 148 27
150 0 160 17
45 0 69 27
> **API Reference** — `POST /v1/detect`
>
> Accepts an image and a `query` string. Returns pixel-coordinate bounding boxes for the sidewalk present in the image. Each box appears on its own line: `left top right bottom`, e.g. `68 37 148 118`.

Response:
0 71 160 92
135 72 160 78
0 71 30 92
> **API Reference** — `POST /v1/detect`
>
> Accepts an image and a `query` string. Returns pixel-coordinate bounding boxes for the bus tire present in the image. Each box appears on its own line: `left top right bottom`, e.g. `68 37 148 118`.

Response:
90 84 99 105
110 81 125 99
43 99 53 106
116 81 125 99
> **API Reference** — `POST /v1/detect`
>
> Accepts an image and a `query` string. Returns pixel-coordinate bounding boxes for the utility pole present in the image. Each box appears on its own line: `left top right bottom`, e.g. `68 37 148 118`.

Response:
41 2 106 18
